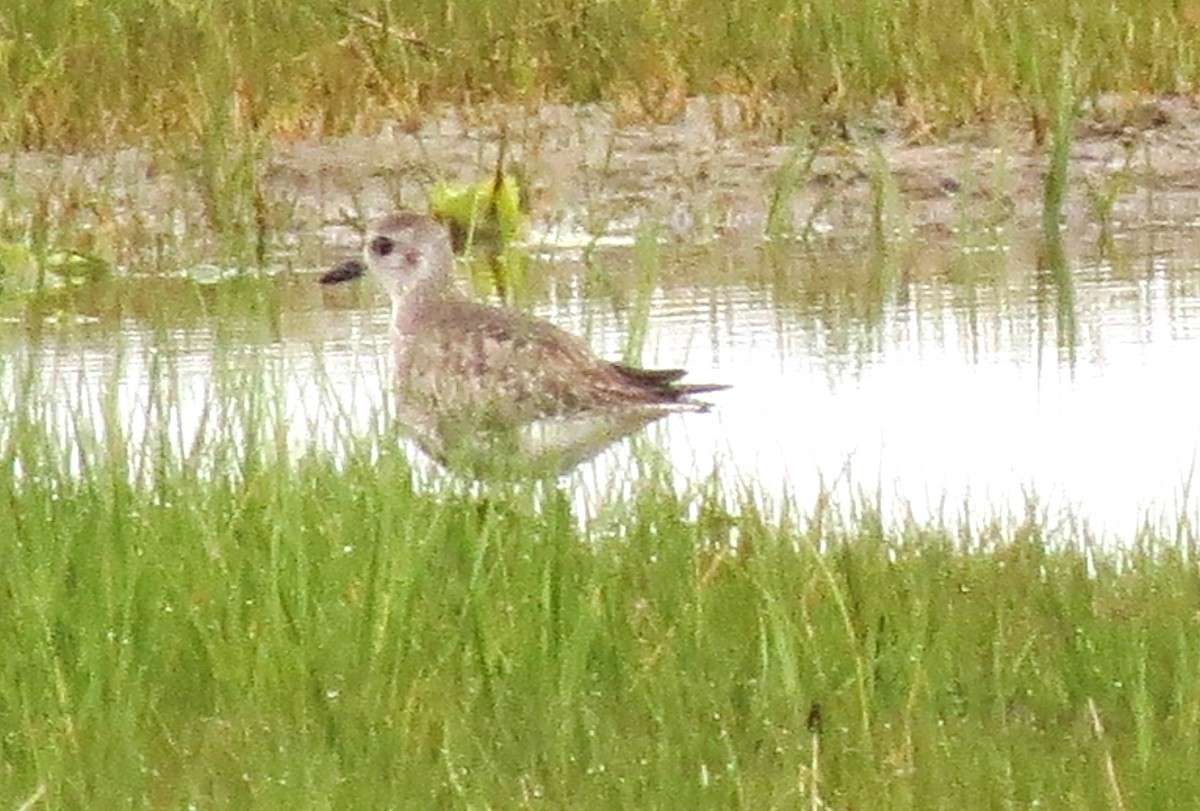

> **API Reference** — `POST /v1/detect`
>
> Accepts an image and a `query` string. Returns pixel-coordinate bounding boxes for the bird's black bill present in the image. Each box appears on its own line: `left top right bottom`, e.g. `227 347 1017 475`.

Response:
320 259 366 285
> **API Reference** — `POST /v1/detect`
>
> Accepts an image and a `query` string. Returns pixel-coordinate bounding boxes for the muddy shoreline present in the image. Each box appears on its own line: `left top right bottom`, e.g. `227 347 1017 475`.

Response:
8 94 1200 269
275 94 1200 240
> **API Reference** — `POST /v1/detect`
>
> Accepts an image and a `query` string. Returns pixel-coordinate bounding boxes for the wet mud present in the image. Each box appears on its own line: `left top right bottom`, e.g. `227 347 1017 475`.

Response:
7 94 1200 271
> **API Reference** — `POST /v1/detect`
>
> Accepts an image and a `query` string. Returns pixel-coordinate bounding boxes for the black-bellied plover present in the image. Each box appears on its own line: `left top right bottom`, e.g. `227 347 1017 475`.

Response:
320 212 726 478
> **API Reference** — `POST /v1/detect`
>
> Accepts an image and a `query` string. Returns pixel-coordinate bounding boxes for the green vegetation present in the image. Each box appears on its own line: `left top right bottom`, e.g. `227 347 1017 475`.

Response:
3 344 1200 809
2 0 1176 284
3 1 1199 807
2 0 1198 150
1039 40 1079 361
431 174 527 253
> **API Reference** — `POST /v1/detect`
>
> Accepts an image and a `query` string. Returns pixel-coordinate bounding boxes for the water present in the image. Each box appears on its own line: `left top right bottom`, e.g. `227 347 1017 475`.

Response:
7 100 1200 540
6 225 1200 542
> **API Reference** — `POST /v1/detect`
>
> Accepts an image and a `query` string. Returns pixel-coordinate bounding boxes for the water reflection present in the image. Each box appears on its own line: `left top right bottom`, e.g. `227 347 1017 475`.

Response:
4 233 1200 542
1036 225 1078 367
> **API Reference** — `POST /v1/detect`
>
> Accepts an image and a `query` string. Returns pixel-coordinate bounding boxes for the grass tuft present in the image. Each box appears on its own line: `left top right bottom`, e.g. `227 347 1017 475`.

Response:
3 339 1200 808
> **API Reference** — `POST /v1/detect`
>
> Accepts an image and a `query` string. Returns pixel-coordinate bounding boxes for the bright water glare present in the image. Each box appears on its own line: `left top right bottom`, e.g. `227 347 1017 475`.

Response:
5 235 1200 543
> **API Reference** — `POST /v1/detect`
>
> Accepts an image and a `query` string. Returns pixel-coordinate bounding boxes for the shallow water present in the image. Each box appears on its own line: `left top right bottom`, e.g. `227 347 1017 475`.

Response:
8 101 1200 539
6 219 1200 542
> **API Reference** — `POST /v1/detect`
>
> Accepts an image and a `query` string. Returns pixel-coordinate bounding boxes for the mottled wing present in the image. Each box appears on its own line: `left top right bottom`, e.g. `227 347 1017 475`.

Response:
398 300 697 428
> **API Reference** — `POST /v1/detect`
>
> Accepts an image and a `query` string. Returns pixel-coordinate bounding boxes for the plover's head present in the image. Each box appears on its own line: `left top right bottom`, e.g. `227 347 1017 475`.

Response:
321 212 454 301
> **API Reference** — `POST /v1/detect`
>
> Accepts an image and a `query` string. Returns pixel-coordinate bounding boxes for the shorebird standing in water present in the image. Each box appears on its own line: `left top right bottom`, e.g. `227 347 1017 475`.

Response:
320 212 727 479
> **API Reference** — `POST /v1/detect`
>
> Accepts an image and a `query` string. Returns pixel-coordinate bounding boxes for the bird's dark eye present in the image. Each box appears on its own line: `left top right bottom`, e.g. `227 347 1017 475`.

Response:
370 236 395 257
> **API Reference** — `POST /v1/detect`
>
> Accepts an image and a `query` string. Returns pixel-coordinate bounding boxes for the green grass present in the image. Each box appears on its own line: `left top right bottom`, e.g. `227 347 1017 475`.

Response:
2 0 1198 150
1038 38 1079 363
3 342 1200 809
3 2 1200 803
5 1 1175 285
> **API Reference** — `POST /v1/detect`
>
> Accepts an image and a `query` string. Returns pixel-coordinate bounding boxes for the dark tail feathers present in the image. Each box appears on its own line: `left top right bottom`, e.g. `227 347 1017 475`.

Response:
611 363 730 402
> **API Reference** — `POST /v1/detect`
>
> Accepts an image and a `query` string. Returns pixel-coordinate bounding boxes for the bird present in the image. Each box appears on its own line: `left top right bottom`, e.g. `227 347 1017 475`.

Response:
320 211 727 479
